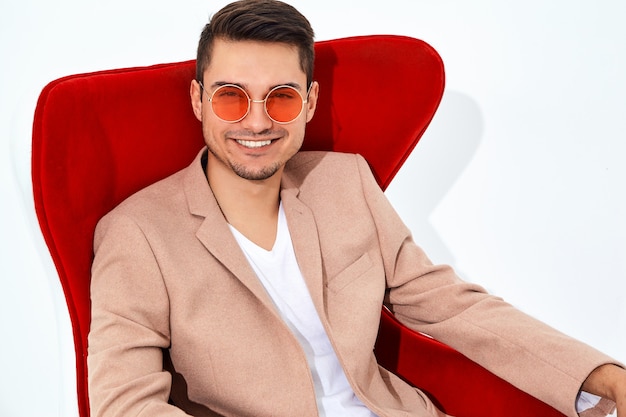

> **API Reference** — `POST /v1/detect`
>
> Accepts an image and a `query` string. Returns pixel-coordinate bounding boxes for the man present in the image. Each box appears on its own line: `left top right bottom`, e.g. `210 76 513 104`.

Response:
87 1 626 416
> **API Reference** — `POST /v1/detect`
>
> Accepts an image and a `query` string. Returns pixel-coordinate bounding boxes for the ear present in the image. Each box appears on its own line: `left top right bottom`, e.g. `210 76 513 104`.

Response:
190 80 203 122
305 81 319 123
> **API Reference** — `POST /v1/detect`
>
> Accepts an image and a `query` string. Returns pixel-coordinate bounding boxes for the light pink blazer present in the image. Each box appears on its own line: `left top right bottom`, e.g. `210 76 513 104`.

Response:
88 149 615 417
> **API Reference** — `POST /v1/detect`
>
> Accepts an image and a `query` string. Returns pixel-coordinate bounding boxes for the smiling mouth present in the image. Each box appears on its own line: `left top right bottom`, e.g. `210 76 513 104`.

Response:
236 139 273 149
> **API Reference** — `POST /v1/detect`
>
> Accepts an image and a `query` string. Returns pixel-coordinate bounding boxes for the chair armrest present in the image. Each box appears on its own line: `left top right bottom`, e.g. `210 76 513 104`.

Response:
374 307 566 417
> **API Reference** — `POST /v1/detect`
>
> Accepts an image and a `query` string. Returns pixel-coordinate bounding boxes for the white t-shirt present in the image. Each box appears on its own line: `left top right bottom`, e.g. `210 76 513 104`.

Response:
229 203 377 417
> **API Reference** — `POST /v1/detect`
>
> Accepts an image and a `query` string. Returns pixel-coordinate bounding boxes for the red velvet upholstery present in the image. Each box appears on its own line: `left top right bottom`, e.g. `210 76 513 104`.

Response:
32 35 565 417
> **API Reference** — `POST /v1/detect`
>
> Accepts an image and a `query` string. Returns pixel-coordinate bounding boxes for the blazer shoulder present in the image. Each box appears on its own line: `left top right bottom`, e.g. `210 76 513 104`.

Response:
288 150 362 165
284 151 376 195
286 151 369 177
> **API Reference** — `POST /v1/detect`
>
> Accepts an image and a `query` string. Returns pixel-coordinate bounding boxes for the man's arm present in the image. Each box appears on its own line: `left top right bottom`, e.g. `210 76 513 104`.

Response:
583 364 626 416
89 212 189 417
353 153 621 417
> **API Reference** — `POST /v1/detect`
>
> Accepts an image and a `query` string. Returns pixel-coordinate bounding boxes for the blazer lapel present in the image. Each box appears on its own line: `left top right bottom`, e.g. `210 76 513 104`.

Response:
280 178 326 316
182 150 276 310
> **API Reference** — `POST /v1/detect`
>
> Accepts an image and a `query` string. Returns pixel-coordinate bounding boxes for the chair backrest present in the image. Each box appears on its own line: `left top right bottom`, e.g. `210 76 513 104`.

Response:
32 35 444 416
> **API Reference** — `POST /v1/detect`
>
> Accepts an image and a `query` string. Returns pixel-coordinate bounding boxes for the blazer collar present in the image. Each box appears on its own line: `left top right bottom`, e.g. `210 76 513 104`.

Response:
279 184 325 313
184 149 275 310
182 148 325 315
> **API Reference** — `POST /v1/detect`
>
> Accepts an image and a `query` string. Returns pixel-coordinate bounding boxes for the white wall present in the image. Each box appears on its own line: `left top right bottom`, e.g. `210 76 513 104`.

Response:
1 1 624 416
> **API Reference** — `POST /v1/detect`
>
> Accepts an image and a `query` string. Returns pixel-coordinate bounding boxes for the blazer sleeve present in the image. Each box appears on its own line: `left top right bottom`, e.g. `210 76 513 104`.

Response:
353 153 618 417
88 212 191 417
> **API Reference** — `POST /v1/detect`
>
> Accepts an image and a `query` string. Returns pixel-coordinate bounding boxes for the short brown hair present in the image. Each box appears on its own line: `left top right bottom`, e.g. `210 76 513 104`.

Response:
196 0 315 85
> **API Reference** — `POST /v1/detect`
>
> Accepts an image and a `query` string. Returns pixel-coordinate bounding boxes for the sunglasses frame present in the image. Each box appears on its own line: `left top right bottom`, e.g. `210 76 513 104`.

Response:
199 81 312 124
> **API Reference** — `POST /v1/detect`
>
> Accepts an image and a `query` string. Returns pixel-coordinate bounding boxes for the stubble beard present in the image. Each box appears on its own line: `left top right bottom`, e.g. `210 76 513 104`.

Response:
207 146 283 181
230 159 282 181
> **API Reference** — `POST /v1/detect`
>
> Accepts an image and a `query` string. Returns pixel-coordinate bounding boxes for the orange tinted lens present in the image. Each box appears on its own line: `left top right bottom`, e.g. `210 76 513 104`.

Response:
211 85 249 121
265 86 303 123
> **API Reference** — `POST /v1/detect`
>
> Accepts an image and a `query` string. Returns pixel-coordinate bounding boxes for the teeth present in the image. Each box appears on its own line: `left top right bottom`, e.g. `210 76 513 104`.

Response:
236 139 272 148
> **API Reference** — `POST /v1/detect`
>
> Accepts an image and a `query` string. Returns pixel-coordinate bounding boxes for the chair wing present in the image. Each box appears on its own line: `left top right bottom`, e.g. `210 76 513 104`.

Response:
32 58 203 416
305 35 444 189
32 35 563 417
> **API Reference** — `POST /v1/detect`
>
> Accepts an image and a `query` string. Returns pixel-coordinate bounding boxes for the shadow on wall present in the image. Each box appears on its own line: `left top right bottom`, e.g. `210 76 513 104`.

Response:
386 90 484 273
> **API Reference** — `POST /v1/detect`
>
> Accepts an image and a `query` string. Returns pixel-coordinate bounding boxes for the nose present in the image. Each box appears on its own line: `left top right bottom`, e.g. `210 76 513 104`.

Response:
241 99 273 132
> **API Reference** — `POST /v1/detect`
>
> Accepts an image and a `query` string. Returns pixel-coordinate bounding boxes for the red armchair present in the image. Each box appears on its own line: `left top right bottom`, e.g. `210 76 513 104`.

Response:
32 35 565 417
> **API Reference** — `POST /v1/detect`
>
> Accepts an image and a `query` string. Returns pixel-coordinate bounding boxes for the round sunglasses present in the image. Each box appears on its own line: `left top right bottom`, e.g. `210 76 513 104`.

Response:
199 82 312 124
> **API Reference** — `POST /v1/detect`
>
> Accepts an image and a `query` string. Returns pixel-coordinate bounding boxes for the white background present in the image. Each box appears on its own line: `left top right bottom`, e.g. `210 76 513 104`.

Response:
1 1 625 416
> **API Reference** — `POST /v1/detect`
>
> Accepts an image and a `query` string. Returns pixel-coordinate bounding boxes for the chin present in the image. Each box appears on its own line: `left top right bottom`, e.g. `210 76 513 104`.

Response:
232 162 282 181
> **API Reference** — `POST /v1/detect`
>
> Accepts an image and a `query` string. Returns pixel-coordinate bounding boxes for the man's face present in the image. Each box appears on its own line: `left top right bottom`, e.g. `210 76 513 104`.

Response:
191 39 318 181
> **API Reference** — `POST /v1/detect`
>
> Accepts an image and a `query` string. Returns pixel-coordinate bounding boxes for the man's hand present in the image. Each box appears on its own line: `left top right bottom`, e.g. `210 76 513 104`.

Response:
582 364 626 416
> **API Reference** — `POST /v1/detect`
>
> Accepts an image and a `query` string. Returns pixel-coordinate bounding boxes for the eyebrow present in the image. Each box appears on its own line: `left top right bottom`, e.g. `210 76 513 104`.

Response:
210 81 304 92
